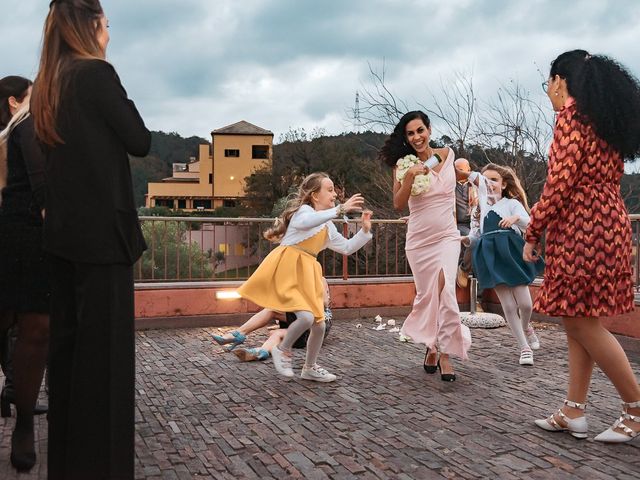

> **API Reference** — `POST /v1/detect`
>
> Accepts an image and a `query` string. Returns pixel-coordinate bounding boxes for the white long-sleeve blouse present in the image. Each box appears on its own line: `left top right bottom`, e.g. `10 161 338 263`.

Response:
468 172 529 239
280 204 372 255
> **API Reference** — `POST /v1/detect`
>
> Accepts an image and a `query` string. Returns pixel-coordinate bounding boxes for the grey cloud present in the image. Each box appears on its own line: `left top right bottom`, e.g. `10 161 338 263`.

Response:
1 0 640 139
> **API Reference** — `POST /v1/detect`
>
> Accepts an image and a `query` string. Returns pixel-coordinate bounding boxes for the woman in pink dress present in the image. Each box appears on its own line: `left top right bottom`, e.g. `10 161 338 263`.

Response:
380 111 471 381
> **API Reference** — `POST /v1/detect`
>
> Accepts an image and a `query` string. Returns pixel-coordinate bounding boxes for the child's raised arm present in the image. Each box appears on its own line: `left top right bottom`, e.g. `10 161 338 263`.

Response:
325 215 373 255
289 204 341 230
289 194 364 230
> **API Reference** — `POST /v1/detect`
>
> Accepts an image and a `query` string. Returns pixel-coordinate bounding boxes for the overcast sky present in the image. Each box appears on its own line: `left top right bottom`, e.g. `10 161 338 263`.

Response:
2 0 639 144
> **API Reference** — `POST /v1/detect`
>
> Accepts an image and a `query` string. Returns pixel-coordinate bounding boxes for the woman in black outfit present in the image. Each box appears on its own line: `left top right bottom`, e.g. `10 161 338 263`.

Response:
31 1 151 479
0 76 50 472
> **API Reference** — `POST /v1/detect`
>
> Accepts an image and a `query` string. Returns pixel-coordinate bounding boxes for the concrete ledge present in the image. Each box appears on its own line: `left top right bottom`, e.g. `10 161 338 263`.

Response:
134 279 640 338
135 281 418 319
134 276 414 290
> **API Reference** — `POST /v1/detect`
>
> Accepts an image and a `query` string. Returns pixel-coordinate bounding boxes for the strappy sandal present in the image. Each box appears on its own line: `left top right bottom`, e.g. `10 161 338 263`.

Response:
534 400 588 439
211 330 246 351
594 400 640 443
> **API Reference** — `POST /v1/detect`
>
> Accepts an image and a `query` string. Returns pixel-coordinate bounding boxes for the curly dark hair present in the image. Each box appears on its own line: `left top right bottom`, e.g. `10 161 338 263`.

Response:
378 111 431 167
550 49 640 160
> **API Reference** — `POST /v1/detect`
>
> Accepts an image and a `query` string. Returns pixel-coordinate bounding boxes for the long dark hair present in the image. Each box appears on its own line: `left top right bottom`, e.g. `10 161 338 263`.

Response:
31 0 105 145
0 76 32 130
0 76 33 197
378 111 431 167
550 49 640 160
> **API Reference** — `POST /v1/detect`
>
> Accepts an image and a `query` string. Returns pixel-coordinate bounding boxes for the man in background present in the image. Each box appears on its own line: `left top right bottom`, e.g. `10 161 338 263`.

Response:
454 158 477 288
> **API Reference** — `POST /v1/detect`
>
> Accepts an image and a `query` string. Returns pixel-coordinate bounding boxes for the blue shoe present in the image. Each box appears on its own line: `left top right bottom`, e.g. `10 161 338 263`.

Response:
233 348 269 362
211 330 246 350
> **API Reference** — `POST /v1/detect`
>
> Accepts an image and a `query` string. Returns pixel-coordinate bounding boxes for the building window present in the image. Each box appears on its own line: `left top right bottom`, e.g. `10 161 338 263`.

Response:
177 199 186 209
155 199 174 208
224 149 240 157
252 145 269 159
208 173 213 184
193 199 212 209
223 199 236 208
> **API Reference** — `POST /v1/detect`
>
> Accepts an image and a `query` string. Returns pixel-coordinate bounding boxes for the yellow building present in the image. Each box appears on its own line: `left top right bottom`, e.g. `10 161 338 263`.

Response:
146 120 273 210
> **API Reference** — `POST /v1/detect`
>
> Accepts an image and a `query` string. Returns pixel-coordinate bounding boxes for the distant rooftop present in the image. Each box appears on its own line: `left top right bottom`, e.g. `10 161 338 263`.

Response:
211 120 273 136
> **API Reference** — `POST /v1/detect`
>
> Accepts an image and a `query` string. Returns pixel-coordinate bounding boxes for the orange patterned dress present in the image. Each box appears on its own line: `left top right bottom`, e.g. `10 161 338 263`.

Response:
525 97 634 318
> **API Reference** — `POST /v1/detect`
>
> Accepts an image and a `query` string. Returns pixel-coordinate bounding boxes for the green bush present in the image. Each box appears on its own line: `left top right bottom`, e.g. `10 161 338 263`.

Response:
137 221 219 281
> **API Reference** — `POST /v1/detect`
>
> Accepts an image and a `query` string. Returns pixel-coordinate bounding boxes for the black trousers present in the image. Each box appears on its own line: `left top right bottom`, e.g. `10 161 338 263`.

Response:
47 255 135 480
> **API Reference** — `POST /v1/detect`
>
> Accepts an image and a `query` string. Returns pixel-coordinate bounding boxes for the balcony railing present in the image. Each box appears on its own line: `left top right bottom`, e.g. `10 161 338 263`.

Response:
135 216 410 282
136 214 640 290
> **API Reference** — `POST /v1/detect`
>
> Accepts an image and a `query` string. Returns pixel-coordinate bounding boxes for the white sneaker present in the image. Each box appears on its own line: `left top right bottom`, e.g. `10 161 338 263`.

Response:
271 346 294 378
519 348 534 366
300 364 337 383
526 326 540 350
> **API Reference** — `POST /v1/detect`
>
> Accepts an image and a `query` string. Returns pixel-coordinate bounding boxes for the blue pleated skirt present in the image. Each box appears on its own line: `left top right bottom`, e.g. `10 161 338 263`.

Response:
473 211 545 290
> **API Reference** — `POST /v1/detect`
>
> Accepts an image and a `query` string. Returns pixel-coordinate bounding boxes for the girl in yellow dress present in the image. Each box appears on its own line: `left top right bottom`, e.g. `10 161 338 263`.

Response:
237 172 372 382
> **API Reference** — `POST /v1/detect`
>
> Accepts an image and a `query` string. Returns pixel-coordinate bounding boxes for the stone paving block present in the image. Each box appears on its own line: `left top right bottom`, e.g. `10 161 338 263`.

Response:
487 452 536 472
509 449 554 470
2 319 639 479
161 469 179 480
542 454 576 472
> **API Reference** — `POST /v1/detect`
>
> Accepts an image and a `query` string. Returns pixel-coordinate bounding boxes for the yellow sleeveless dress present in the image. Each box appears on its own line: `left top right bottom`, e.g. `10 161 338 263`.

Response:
237 227 328 322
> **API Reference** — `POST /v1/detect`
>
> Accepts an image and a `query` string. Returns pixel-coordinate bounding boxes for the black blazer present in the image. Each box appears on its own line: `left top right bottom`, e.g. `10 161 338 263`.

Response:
1 116 46 224
43 59 151 265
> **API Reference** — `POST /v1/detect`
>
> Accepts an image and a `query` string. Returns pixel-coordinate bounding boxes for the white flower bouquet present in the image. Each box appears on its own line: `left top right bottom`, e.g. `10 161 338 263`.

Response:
395 154 436 195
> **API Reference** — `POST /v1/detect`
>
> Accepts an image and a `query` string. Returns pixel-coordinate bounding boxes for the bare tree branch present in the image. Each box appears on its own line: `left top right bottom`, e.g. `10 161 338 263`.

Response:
349 60 409 132
353 64 560 202
417 70 478 157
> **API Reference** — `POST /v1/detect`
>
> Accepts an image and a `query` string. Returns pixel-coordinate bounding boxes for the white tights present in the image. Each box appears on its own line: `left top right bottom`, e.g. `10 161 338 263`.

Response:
493 284 533 350
278 310 326 367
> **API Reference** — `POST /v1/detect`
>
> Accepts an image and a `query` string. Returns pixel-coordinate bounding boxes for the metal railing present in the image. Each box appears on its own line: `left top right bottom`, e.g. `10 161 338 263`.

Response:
135 216 410 282
135 214 640 290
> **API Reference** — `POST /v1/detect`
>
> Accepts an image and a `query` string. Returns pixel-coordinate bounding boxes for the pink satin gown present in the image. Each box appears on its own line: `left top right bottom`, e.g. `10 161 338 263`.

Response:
400 148 472 359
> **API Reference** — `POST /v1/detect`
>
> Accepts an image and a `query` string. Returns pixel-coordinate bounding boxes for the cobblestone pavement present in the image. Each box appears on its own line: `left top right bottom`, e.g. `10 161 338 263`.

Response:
1 318 639 479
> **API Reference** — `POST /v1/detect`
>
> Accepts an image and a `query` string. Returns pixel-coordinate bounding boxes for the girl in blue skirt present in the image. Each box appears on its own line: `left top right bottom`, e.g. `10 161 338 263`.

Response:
466 164 544 366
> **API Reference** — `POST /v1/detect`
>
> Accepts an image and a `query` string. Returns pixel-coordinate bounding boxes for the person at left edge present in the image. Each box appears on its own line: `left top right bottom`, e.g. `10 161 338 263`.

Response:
30 1 151 478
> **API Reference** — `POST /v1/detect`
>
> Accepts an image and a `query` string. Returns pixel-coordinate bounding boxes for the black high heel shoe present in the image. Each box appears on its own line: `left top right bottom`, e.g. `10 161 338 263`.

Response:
0 387 48 417
423 348 438 374
10 426 36 472
437 360 456 382
0 388 10 417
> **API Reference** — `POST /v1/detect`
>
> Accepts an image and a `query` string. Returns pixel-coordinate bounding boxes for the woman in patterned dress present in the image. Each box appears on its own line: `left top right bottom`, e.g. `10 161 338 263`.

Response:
525 50 640 443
